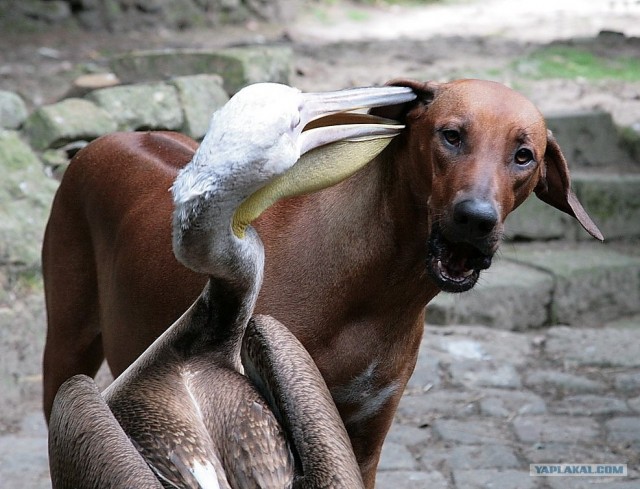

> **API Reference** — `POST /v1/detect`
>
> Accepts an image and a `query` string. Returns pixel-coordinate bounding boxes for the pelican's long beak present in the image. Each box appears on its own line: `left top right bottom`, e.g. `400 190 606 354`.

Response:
232 86 416 238
297 86 416 154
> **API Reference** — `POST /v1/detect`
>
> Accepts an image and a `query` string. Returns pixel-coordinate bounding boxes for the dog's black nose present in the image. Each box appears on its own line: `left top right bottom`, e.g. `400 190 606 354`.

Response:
452 199 499 239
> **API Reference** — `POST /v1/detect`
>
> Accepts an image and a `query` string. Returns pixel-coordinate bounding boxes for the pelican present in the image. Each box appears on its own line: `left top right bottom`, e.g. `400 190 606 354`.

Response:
48 82 416 488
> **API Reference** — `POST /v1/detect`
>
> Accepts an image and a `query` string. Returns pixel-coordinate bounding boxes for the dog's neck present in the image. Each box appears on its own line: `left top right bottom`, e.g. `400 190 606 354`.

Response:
255 136 439 329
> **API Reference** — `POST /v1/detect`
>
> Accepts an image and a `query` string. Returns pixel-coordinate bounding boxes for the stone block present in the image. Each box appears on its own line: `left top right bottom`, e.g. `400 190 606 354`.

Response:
377 441 417 471
545 326 640 368
385 423 433 448
426 334 491 360
614 372 640 392
432 418 511 444
572 173 640 240
505 193 574 241
522 441 621 465
405 347 441 392
426 259 553 330
547 479 639 489
0 432 50 489
87 82 183 131
110 46 293 95
425 325 533 366
376 470 448 489
478 389 547 417
545 110 633 167
449 444 520 470
64 72 121 98
449 360 522 389
171 74 229 140
453 469 535 489
0 131 58 270
396 391 478 424
0 90 28 129
550 395 630 416
503 246 640 325
16 0 72 23
620 125 640 163
512 415 599 443
606 417 640 445
0 293 47 432
524 370 607 394
24 98 116 150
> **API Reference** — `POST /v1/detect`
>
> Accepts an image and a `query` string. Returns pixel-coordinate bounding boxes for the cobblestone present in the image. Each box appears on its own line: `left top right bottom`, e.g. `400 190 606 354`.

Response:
405 348 442 391
550 395 631 416
396 391 479 424
452 469 538 489
379 315 640 486
521 442 622 465
478 389 547 417
524 369 608 394
448 444 520 470
449 360 522 389
605 417 640 446
376 470 449 489
546 326 640 368
614 371 640 392
512 415 600 444
377 441 418 470
433 418 513 445
3 316 640 488
547 479 639 489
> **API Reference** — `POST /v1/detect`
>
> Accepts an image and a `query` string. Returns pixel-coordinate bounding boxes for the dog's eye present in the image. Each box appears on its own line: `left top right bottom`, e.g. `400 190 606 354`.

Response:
515 148 533 165
442 130 461 147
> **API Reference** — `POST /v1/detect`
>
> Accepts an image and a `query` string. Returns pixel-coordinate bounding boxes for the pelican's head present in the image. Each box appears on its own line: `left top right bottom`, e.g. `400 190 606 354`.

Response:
173 82 416 238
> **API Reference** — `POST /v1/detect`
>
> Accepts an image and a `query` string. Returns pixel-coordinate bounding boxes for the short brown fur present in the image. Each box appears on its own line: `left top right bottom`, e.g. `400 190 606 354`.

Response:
42 79 601 487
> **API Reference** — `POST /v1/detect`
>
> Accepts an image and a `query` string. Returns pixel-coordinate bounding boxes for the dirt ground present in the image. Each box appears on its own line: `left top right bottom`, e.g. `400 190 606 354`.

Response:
1 0 640 128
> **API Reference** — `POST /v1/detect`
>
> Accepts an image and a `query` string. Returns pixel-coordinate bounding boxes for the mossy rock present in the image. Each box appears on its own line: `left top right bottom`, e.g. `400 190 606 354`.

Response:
24 98 117 151
0 131 57 272
111 46 293 94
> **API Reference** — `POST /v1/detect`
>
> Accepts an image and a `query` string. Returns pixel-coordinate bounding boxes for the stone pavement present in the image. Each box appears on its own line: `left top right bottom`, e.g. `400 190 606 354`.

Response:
2 315 638 488
375 318 640 488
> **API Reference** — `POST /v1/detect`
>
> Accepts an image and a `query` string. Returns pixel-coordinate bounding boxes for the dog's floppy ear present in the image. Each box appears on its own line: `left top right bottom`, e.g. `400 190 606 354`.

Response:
369 78 441 121
535 130 604 241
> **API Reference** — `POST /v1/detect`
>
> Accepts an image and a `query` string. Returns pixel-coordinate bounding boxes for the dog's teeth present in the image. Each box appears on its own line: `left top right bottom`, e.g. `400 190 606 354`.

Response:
463 269 474 278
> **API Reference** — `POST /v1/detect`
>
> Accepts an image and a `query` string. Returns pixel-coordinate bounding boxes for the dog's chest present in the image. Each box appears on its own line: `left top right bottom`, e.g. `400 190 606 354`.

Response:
330 361 401 427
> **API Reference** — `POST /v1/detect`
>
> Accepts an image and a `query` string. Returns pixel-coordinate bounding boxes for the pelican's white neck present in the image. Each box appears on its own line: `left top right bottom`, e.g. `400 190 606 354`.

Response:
171 136 266 291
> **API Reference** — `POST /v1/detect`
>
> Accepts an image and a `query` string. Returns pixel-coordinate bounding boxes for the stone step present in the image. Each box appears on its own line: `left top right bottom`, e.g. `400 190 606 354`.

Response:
544 110 636 168
505 172 640 241
425 243 640 330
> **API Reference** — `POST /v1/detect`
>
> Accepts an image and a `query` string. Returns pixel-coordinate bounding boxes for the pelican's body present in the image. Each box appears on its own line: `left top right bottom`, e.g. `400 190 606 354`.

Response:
48 83 416 488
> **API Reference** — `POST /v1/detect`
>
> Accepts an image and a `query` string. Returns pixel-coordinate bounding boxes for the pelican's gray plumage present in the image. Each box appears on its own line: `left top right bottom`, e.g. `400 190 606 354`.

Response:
48 82 416 488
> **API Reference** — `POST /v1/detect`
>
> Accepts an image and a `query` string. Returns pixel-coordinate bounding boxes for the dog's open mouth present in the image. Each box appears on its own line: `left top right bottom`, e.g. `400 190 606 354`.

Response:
427 227 494 293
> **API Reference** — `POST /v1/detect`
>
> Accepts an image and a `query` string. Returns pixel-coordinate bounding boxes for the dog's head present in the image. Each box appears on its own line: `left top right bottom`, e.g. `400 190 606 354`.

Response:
373 78 602 293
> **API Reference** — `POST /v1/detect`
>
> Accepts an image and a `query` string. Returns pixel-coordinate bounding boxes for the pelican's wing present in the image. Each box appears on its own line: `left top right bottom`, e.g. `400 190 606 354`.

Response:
48 374 163 489
106 371 232 489
241 315 364 488
224 395 296 488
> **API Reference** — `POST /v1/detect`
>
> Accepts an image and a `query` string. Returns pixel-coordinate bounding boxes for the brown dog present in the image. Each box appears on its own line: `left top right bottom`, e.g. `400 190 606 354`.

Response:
42 78 602 487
